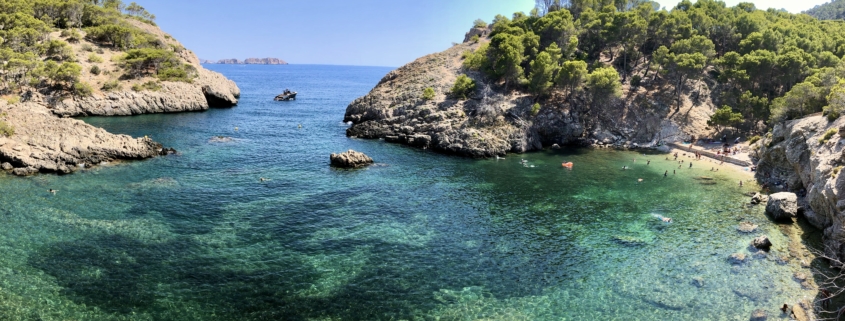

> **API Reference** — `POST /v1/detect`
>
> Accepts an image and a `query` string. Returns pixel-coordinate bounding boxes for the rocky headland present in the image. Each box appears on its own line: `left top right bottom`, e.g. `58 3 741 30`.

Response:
208 57 288 65
0 4 240 175
44 20 240 117
0 102 164 175
344 28 712 158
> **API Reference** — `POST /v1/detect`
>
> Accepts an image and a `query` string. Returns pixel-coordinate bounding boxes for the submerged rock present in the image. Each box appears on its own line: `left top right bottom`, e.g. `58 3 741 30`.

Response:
751 235 773 251
765 192 798 221
750 309 767 321
330 149 374 168
728 253 747 265
750 192 768 205
738 222 759 233
612 235 647 246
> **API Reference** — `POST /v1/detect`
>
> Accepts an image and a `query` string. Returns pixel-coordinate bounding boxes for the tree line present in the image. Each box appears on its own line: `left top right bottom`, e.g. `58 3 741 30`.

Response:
458 0 845 132
0 0 193 99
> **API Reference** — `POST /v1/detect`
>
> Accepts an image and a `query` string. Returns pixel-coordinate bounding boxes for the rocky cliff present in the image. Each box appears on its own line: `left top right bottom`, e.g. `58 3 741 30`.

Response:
40 19 240 117
0 102 164 175
754 116 845 262
344 36 714 157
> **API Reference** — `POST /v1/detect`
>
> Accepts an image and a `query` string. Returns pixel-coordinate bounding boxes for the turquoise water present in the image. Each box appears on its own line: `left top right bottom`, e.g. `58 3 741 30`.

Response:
0 65 816 320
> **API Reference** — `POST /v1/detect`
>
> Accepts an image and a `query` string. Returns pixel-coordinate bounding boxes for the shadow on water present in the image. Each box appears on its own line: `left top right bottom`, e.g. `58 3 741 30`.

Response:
28 184 566 320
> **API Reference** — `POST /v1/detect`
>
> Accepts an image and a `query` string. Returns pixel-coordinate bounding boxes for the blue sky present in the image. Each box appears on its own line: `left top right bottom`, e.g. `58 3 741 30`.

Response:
139 0 829 67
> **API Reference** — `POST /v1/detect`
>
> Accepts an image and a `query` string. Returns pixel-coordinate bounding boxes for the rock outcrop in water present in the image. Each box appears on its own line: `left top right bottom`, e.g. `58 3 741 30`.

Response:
765 192 799 221
755 116 845 263
344 28 716 157
330 150 374 168
0 102 163 175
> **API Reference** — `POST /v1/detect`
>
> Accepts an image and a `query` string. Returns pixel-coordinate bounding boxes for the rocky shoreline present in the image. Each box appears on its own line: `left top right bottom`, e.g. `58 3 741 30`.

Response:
344 35 708 158
755 116 845 265
0 102 167 175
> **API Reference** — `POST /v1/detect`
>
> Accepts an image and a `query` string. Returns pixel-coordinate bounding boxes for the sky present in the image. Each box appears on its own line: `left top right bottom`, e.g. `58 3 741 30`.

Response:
138 0 832 67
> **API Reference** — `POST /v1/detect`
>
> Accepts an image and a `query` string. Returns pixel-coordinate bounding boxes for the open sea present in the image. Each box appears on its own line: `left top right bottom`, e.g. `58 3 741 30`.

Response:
0 64 821 320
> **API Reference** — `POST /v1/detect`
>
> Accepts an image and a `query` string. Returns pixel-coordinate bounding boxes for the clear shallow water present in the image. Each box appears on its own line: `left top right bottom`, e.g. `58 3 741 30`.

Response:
0 64 816 320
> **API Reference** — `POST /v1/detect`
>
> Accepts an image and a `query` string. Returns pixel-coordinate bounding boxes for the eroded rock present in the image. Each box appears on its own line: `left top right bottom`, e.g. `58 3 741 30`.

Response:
751 235 772 251
738 222 759 233
330 149 374 168
728 253 747 265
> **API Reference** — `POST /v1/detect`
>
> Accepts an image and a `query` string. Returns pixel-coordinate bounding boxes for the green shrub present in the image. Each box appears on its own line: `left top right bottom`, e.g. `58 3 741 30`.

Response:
101 79 121 91
462 43 489 71
470 35 480 43
630 75 642 87
820 128 838 144
73 81 93 96
0 120 14 137
131 80 162 92
88 53 103 63
473 19 487 29
531 103 541 116
748 135 761 145
81 44 93 52
825 105 840 121
6 96 20 105
422 87 435 100
450 74 475 100
90 65 101 75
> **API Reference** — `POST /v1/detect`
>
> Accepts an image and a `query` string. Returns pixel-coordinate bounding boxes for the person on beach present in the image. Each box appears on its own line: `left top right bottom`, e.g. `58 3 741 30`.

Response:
689 163 693 168
647 160 650 165
673 170 676 175
739 180 743 187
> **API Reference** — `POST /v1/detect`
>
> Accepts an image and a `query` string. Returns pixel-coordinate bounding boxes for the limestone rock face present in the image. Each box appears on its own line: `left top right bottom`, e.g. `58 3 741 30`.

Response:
765 192 799 221
0 103 163 175
344 28 712 158
754 115 845 264
51 68 240 117
330 150 374 168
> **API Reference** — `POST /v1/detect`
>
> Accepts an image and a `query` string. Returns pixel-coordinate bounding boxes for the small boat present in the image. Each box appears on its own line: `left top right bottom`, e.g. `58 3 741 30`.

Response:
274 91 297 101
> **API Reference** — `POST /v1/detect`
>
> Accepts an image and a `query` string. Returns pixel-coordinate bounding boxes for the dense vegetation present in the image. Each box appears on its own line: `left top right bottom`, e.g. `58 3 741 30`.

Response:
806 0 845 21
0 0 192 99
462 0 845 132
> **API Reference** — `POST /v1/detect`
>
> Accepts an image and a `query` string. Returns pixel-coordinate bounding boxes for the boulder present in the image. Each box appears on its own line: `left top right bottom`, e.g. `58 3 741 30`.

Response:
750 309 767 321
0 162 11 170
330 150 374 168
765 192 798 221
728 253 747 265
751 235 773 251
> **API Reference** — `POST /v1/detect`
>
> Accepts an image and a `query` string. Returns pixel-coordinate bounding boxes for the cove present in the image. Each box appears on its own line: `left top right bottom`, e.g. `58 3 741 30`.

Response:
0 65 818 320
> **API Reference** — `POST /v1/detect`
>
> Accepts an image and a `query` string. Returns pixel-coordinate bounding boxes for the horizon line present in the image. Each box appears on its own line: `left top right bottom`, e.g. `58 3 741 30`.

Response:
201 62 398 68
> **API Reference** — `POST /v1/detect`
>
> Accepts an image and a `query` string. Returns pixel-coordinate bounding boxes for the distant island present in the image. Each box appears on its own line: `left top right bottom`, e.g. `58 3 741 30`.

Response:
201 58 288 65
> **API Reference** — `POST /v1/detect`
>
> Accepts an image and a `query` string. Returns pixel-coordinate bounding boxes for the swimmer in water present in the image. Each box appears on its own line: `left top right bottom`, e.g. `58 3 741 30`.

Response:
638 178 643 182
673 170 676 175
260 177 269 182
689 163 692 168
647 160 651 165
664 170 668 177
739 180 743 187
622 165 628 170
48 189 57 194
651 213 673 223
